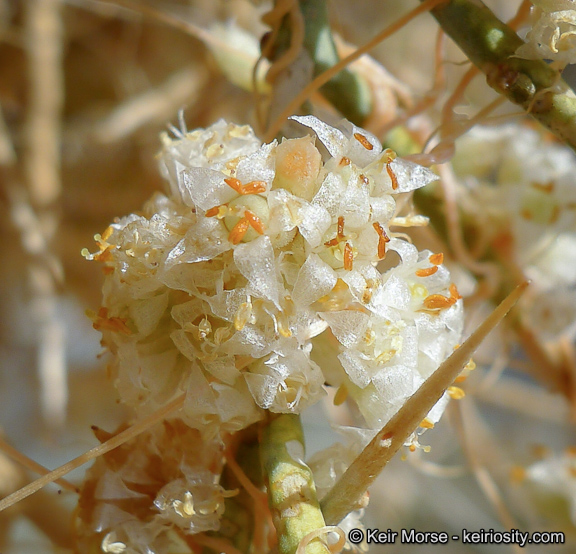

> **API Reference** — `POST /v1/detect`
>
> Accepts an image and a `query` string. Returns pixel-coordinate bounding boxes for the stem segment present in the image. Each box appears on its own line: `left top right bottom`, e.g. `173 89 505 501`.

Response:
427 0 576 153
261 414 329 554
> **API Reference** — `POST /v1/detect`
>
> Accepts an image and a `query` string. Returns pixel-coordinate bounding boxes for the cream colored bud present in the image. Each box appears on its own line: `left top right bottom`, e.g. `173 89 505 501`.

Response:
272 136 322 201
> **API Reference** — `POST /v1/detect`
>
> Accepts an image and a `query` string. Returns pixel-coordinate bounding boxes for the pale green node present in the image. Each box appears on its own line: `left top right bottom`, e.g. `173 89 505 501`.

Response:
486 27 505 51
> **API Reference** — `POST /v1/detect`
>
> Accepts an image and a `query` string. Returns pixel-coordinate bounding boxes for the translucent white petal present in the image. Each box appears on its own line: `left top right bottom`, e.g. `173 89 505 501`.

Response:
338 350 371 388
320 310 370 348
292 254 337 307
235 141 277 187
203 358 241 385
128 292 169 337
339 120 382 167
267 189 302 233
298 202 332 247
312 172 347 216
234 235 281 307
387 238 419 266
388 158 438 193
179 167 237 211
290 115 348 158
339 186 371 228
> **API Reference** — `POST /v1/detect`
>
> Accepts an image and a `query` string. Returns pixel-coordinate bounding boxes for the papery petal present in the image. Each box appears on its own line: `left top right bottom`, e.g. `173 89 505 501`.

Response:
234 235 281 307
339 120 382 167
179 167 237 211
388 158 438 193
320 310 370 348
235 141 277 187
292 254 337 307
290 115 348 158
298 202 332 247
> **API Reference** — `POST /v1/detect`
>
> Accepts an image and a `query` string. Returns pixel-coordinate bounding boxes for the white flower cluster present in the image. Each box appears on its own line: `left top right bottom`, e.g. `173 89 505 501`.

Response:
81 116 464 551
516 1 576 67
453 124 576 341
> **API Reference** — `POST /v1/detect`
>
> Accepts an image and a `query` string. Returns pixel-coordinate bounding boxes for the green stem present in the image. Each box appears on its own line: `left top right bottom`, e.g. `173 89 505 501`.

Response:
261 413 329 554
267 0 371 125
298 0 371 124
427 0 576 153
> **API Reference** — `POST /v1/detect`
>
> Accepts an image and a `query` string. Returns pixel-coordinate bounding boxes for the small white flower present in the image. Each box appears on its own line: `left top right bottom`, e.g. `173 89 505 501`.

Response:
516 8 576 67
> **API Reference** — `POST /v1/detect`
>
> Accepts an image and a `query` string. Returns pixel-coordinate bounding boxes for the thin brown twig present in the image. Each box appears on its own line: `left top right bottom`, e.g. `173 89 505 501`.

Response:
0 436 77 493
0 393 185 513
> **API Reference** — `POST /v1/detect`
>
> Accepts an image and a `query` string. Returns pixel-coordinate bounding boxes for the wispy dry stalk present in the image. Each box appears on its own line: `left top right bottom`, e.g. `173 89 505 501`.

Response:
24 0 67 429
0 393 185 513
91 67 209 144
0 451 72 549
451 400 520 537
0 436 76 493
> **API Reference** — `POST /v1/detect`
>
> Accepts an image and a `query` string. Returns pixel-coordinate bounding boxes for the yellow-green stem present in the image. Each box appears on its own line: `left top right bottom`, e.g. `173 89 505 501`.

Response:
261 413 329 554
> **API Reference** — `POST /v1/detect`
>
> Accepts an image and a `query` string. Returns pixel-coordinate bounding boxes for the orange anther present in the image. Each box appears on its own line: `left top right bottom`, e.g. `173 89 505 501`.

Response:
354 132 374 150
423 293 453 310
337 216 345 239
373 222 389 260
333 384 348 406
92 307 131 335
229 218 250 244
532 181 554 193
242 180 267 194
416 266 439 277
205 206 220 217
94 246 114 263
449 283 461 300
429 252 444 265
344 242 353 271
510 466 527 483
324 238 339 247
386 163 399 190
224 178 267 195
101 226 114 242
245 210 265 234
448 386 465 400
420 418 435 429
339 156 351 166
224 177 243 194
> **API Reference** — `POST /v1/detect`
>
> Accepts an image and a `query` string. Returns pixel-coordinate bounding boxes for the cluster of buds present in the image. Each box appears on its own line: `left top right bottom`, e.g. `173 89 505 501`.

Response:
80 115 464 552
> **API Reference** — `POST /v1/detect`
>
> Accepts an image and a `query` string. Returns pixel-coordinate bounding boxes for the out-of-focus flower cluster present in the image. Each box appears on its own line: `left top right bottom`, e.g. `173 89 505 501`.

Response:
516 1 576 67
80 116 463 551
453 124 576 341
